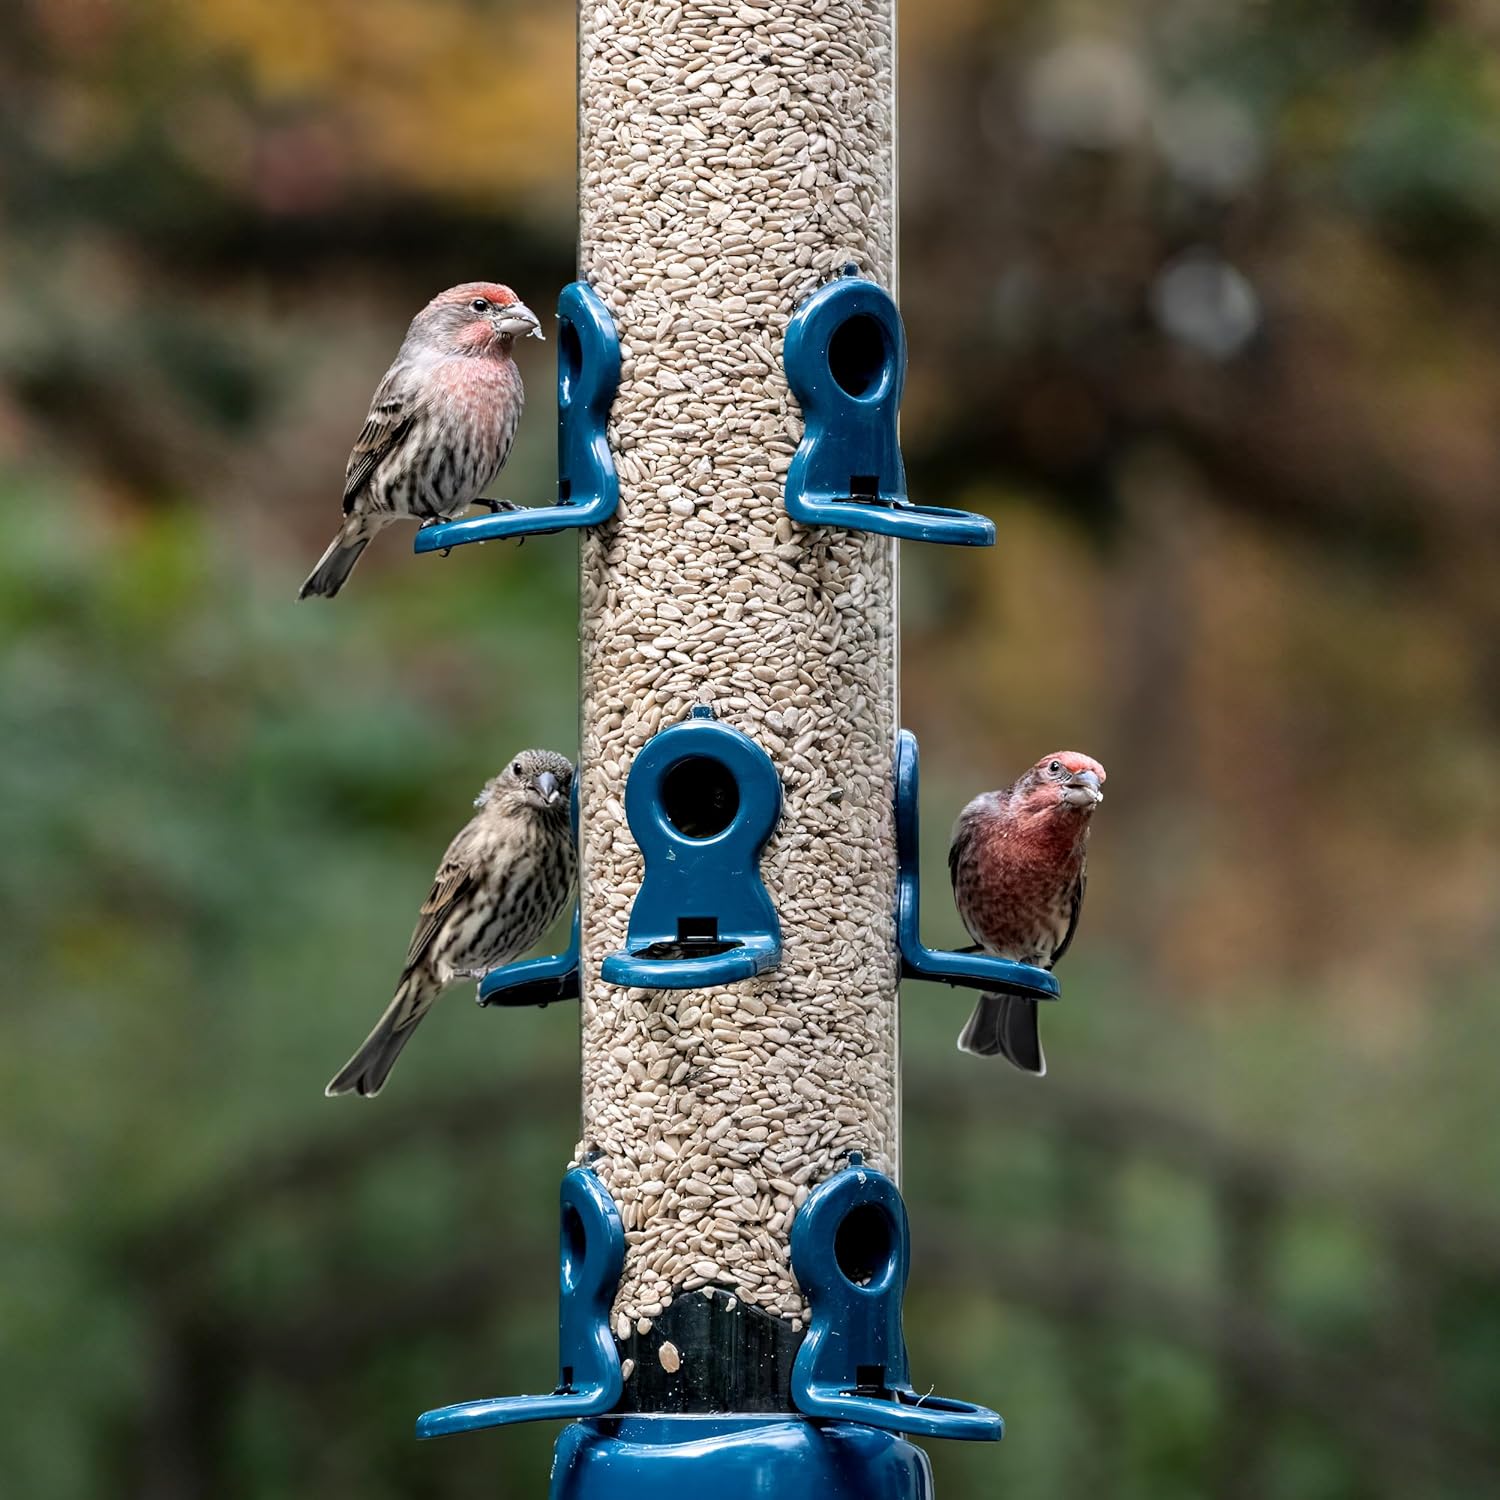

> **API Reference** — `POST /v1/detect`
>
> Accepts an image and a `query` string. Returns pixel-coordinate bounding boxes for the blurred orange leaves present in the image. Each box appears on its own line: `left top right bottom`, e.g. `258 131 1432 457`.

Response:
150 0 574 206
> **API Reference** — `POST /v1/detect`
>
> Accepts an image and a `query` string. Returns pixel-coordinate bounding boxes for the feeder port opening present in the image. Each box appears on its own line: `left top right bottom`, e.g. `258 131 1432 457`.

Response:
661 754 740 839
560 317 584 405
834 1201 898 1291
829 312 891 400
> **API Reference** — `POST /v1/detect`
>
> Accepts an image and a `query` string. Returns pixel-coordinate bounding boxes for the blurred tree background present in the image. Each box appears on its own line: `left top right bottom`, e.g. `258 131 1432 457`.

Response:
2 1 1497 1497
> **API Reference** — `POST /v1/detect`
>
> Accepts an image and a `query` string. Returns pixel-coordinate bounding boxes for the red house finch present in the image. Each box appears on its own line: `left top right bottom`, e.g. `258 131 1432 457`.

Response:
326 750 575 1097
298 282 542 599
949 752 1106 1074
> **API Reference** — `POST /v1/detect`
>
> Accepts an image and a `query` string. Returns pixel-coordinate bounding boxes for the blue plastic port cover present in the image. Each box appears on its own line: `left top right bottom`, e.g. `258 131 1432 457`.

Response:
783 267 994 546
601 707 782 990
790 1157 1002 1442
416 1168 624 1436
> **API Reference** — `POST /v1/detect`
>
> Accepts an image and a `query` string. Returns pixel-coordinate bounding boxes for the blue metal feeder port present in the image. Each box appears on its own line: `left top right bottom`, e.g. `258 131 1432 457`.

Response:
416 1168 624 1438
601 706 782 990
783 267 995 547
415 280 620 553
895 729 1061 1004
789 1155 1003 1443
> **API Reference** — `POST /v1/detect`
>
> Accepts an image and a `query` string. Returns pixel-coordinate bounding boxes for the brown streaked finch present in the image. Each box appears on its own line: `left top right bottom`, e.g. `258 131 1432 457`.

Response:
326 750 576 1098
948 752 1106 1074
298 282 543 599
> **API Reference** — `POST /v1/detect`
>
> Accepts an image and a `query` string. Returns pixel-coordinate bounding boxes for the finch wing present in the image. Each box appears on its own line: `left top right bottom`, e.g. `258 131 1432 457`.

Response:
400 836 483 977
343 370 421 513
948 792 1000 897
1049 866 1087 968
947 822 985 948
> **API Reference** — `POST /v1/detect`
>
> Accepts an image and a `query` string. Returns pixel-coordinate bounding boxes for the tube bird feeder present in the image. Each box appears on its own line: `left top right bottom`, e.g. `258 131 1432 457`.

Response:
576 0 901 1385
412 0 1062 1491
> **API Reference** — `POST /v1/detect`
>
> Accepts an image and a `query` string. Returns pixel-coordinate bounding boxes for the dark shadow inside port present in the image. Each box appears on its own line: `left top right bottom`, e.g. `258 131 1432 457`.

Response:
633 936 744 960
828 313 888 398
635 920 742 962
559 317 583 404
835 1202 896 1288
561 1203 587 1293
661 755 740 839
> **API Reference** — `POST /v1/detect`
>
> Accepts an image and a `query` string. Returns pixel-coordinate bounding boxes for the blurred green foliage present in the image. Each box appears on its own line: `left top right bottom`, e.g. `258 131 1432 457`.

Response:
3 483 1496 1497
2 0 1499 1497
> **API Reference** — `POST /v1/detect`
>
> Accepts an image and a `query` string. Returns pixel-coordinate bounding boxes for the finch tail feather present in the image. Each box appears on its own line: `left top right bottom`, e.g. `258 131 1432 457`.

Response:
326 978 428 1098
957 993 1047 1075
299 532 370 600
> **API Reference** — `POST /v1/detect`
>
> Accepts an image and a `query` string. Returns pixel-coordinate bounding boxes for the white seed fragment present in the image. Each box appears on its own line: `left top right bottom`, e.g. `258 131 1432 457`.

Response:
659 1340 682 1374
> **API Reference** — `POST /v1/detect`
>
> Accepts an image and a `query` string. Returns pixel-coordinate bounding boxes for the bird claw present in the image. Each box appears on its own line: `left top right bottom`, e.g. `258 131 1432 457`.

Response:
475 498 522 514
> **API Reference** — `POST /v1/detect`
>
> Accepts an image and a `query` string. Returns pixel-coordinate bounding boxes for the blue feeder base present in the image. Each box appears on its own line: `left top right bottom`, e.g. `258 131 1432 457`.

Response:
550 1416 933 1500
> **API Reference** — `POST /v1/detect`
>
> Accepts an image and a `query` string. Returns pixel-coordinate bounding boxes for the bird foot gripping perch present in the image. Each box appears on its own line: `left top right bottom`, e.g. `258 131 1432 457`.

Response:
414 281 620 554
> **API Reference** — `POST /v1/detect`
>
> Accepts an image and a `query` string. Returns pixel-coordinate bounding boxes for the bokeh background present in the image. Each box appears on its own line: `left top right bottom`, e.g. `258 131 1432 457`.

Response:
3 1 1498 1496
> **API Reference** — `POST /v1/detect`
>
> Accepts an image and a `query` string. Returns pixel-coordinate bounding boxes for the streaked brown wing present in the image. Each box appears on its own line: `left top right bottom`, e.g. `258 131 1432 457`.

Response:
400 850 479 977
343 376 418 513
948 821 986 948
947 827 964 889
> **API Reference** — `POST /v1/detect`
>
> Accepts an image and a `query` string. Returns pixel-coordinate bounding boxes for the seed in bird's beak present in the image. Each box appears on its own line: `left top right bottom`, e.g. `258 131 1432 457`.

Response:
535 770 561 804
495 302 544 340
1063 768 1103 806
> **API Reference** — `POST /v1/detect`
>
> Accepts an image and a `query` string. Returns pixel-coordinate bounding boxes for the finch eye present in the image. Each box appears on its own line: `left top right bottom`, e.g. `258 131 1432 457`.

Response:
471 298 489 312
1048 760 1063 776
511 760 523 776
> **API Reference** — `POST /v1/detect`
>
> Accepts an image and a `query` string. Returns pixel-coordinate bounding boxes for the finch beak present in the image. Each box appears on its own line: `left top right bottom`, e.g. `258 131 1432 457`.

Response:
1062 769 1103 808
534 770 562 806
494 302 544 340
